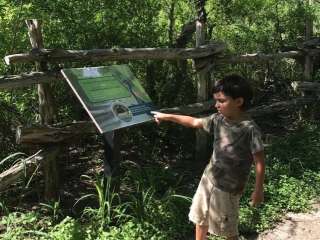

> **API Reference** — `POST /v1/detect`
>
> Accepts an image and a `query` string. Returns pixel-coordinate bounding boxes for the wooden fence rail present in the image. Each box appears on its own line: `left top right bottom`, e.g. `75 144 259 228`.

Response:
1 18 319 198
4 43 225 65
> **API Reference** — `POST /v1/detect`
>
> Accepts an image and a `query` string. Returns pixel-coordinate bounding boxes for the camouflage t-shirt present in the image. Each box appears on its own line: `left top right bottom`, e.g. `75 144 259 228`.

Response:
201 113 264 194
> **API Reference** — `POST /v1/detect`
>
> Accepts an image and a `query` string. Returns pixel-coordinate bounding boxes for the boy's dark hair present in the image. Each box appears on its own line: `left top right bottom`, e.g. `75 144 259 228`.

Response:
212 74 253 110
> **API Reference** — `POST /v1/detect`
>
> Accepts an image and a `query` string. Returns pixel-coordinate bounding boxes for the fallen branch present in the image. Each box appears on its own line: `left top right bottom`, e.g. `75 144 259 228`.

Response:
0 150 42 192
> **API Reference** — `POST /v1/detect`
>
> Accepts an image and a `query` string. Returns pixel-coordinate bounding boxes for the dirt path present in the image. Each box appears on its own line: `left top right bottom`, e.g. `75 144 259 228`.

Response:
249 201 320 240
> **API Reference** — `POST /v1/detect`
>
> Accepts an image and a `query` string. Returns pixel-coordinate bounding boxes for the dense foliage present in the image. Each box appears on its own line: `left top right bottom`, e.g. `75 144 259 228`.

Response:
1 122 320 239
1 0 320 239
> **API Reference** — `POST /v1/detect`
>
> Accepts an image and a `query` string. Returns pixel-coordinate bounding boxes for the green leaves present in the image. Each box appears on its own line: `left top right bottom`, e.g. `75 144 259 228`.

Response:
239 122 320 233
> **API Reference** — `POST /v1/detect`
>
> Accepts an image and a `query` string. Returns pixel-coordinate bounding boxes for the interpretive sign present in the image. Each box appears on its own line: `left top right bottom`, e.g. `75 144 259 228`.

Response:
61 65 155 133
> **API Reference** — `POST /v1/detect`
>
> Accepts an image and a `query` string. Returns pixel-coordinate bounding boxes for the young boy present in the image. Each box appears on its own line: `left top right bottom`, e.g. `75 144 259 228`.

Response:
152 74 265 240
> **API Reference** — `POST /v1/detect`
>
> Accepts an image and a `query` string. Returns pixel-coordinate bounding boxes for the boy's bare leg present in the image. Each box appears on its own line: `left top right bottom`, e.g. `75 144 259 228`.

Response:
196 224 208 240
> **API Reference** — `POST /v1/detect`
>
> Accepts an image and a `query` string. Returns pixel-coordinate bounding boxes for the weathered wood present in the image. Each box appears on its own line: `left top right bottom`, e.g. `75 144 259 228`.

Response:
0 151 42 192
161 100 214 115
174 21 196 48
303 37 320 48
26 19 58 200
194 0 211 169
220 51 303 63
16 96 316 146
198 50 309 72
303 1 314 82
16 100 213 145
17 121 97 145
42 146 60 200
26 19 56 125
162 97 314 117
0 72 61 89
248 98 314 117
4 43 225 65
292 81 320 93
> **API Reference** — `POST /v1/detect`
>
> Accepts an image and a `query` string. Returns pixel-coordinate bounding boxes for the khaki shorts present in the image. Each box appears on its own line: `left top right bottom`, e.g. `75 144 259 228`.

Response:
188 174 241 237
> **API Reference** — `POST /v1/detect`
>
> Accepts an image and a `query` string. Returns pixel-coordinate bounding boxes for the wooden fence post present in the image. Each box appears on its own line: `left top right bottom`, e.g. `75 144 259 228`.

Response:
304 0 313 82
194 1 211 171
301 1 315 119
26 19 59 200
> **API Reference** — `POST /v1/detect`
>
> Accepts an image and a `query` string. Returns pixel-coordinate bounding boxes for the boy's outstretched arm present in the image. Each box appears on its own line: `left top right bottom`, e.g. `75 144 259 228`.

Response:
251 151 265 206
151 111 203 129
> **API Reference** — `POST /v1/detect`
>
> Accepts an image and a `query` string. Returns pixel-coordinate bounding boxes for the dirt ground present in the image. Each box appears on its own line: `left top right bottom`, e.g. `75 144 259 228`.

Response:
248 201 320 240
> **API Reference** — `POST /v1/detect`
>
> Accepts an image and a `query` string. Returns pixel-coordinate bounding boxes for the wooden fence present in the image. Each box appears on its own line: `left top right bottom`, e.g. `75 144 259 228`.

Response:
0 19 319 200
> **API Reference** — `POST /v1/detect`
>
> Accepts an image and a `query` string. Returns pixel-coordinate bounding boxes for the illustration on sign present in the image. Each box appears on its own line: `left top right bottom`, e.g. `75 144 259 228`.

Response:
61 65 155 133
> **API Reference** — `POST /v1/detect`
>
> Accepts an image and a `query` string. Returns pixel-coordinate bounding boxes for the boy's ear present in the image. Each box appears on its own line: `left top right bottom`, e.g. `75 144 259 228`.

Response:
235 97 244 107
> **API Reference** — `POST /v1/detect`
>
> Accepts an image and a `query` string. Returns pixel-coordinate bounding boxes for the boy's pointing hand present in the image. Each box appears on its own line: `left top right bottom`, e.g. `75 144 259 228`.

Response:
150 111 166 124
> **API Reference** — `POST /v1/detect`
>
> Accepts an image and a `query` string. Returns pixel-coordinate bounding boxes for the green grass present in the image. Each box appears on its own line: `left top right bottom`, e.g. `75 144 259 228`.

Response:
1 121 320 239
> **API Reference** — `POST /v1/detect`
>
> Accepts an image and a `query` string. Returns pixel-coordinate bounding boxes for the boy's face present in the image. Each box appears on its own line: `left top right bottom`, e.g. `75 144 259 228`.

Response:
213 91 244 119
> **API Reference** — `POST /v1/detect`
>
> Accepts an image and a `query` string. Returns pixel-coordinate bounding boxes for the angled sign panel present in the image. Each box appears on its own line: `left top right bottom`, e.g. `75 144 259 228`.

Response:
61 65 155 133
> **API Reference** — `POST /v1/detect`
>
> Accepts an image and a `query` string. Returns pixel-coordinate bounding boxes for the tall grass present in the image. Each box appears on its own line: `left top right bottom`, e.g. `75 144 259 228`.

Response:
74 175 129 230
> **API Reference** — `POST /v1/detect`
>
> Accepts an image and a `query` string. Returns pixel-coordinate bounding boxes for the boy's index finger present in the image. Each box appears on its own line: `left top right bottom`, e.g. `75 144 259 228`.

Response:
150 111 160 115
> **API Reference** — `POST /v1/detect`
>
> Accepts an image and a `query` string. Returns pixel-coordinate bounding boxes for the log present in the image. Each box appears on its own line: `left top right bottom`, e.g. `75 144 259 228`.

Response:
198 51 306 73
217 51 304 63
0 71 62 89
16 100 213 145
16 97 315 145
196 49 304 72
163 97 314 117
0 150 42 192
248 98 314 117
160 100 214 115
16 121 97 145
303 37 320 48
307 48 320 56
4 43 225 65
291 81 320 93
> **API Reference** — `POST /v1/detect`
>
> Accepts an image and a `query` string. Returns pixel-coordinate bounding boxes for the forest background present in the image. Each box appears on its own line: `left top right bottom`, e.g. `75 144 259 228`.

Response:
0 0 320 239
